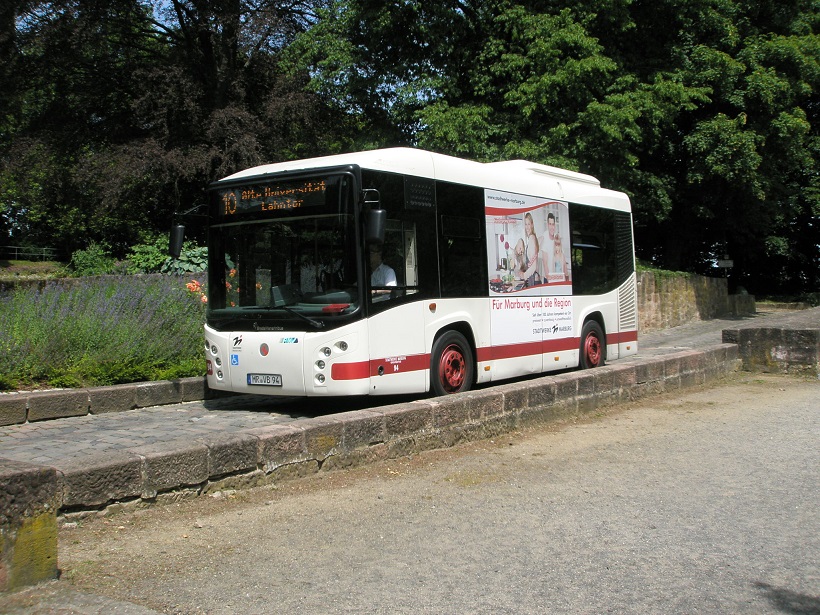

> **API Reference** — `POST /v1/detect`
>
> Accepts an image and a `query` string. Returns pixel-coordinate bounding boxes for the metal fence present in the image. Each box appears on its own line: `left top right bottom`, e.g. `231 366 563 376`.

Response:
0 245 59 261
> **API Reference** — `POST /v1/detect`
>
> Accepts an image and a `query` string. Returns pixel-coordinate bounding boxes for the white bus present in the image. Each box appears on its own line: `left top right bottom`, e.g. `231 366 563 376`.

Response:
173 148 638 397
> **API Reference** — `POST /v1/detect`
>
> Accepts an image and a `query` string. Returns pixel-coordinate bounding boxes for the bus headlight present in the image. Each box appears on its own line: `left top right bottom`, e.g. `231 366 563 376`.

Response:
316 360 326 370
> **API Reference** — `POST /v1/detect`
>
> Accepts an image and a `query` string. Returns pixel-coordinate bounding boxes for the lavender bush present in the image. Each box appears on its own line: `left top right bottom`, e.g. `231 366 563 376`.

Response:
0 275 206 390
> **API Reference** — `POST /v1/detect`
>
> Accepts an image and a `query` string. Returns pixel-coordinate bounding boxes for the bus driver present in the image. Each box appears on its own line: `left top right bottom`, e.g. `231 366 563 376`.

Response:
369 243 396 300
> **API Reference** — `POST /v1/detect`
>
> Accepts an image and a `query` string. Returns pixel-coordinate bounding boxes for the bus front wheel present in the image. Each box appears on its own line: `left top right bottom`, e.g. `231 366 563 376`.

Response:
579 320 606 369
431 331 474 396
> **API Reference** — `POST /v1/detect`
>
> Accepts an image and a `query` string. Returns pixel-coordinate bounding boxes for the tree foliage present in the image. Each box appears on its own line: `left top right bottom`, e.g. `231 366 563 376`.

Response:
2 0 818 294
2 0 352 255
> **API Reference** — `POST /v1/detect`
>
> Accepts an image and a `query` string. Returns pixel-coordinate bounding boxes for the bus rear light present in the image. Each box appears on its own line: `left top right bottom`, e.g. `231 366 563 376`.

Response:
316 374 326 384
321 347 332 357
215 357 222 367
429 303 437 312
316 360 326 370
336 341 348 352
210 344 218 355
216 370 224 380
207 360 213 375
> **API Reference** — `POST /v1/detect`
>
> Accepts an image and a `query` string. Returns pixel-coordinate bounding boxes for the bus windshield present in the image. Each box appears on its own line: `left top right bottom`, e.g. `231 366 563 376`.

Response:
206 178 360 326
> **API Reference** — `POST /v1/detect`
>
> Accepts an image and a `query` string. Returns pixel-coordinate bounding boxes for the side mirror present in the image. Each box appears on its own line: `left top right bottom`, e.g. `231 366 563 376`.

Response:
365 209 386 244
361 188 385 243
169 224 185 258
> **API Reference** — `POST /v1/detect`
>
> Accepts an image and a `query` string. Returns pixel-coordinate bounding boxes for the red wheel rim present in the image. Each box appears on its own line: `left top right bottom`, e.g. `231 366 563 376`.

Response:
438 344 466 393
584 333 602 366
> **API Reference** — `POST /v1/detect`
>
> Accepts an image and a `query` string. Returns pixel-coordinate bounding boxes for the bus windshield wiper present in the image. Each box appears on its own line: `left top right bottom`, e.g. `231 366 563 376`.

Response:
275 305 324 329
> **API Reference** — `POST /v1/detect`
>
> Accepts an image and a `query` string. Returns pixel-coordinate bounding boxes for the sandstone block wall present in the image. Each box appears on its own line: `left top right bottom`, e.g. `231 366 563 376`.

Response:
637 271 754 333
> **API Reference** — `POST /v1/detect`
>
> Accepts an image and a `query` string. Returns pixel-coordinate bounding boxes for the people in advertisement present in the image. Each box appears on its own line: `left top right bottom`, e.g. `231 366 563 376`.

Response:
540 211 571 283
512 238 527 278
486 190 572 296
521 212 541 287
542 212 557 276
551 233 569 279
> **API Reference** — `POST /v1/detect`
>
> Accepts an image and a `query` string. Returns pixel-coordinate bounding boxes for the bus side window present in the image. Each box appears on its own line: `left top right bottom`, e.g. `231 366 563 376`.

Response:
375 221 417 301
569 203 633 295
436 182 486 298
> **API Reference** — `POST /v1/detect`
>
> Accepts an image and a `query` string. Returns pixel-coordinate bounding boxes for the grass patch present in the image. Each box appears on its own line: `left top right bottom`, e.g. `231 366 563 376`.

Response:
0 259 68 280
636 261 689 278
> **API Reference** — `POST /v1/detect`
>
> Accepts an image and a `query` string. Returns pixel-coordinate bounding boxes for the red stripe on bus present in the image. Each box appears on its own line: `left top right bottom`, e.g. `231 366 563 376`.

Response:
331 330 638 381
609 330 638 343
485 201 564 216
331 361 370 380
331 354 431 381
477 338 578 362
369 354 430 377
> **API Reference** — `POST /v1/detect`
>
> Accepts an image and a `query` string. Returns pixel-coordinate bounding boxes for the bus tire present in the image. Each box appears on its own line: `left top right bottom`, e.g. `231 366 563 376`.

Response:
430 330 474 396
579 320 605 369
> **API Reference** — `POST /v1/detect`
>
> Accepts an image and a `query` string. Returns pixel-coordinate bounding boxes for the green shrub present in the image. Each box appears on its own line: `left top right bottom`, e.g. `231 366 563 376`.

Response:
69 242 118 276
800 292 819 307
162 241 207 275
127 235 172 274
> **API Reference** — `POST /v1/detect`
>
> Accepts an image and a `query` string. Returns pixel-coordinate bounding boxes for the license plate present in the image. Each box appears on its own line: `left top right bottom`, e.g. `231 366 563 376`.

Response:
247 373 282 386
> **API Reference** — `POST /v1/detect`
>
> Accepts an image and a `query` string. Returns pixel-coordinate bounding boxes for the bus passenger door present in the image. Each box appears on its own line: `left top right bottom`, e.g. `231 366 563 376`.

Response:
367 223 426 394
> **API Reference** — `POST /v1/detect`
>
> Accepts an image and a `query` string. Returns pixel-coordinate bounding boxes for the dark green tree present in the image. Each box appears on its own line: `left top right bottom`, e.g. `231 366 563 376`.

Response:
1 0 351 257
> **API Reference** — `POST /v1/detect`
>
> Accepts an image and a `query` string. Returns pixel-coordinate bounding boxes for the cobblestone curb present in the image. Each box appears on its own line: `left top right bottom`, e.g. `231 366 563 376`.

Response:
0 377 212 428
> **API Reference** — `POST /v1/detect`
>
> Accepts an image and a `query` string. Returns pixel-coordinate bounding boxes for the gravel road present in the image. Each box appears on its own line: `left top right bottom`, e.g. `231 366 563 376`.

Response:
4 370 816 615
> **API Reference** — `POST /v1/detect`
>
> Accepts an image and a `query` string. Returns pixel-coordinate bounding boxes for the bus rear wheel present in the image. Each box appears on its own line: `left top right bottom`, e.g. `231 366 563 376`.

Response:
579 320 605 369
431 331 474 396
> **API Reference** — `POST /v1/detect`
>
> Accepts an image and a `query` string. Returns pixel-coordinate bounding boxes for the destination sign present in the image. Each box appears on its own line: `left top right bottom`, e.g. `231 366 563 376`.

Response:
215 178 329 217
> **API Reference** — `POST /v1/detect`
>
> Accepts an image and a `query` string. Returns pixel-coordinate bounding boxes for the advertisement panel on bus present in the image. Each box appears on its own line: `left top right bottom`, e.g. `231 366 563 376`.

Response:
485 189 575 349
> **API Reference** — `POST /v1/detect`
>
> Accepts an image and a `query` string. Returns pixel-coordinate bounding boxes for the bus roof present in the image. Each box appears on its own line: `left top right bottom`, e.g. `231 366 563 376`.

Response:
221 148 630 212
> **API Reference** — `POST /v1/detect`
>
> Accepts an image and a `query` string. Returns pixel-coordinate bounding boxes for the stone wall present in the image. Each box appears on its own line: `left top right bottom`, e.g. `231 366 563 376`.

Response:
722 307 820 377
638 271 755 333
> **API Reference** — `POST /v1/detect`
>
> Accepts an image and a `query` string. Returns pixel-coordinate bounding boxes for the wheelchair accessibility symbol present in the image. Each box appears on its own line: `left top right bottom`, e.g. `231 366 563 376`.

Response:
231 354 239 366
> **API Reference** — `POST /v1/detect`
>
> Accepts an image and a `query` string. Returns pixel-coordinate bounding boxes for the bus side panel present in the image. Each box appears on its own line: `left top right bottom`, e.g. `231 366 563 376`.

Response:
487 293 578 380
421 297 566 387
573 293 619 363
616 272 639 360
420 298 493 383
367 302 428 395
487 295 544 380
